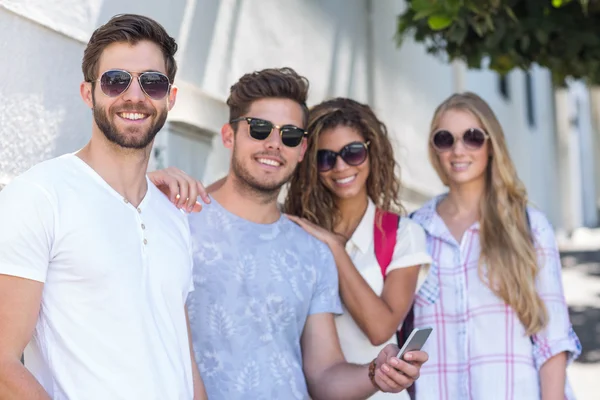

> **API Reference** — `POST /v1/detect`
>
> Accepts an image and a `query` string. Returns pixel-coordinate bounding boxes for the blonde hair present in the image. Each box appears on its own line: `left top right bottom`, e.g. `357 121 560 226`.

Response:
429 92 548 335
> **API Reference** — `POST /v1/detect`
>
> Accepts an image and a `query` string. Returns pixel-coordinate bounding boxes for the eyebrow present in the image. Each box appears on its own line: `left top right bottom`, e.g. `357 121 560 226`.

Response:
140 69 163 74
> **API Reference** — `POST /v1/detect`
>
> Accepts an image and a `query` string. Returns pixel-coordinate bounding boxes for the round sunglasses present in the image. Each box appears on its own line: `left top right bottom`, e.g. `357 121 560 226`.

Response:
90 69 171 100
317 141 370 172
431 128 489 152
231 117 307 148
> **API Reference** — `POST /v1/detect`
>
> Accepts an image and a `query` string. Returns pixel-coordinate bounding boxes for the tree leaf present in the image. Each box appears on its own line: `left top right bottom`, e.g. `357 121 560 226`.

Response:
428 14 454 30
413 9 436 20
411 0 435 12
504 6 518 22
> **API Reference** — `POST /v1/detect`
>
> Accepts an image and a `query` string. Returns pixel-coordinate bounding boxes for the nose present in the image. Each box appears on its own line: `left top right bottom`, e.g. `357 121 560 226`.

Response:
264 127 283 151
451 137 467 155
121 76 146 103
332 154 350 171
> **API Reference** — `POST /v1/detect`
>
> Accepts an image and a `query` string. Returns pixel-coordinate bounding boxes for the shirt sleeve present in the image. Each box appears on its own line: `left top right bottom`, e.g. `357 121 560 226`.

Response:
386 218 433 276
0 178 55 282
308 241 343 316
530 210 582 370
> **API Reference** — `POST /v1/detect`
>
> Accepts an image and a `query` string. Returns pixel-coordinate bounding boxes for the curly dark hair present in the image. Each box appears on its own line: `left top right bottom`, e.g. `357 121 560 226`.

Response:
283 97 403 231
82 14 178 83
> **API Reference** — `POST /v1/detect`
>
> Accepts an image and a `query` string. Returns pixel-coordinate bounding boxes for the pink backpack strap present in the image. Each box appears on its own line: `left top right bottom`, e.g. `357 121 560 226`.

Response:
373 208 400 279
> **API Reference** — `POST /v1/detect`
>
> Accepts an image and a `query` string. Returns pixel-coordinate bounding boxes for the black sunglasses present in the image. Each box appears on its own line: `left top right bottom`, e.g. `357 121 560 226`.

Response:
431 128 489 152
317 141 370 172
89 69 171 100
231 117 307 148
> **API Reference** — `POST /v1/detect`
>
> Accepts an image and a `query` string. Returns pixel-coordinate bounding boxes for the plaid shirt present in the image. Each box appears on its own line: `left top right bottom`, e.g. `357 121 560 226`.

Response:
410 195 581 400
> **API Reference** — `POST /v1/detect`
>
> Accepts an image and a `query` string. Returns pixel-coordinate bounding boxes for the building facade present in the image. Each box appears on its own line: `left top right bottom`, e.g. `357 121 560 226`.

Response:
1 0 597 230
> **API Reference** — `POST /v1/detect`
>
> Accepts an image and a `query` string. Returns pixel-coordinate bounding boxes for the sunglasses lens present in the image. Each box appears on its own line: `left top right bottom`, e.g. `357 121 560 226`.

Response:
463 128 487 149
281 127 305 147
341 143 368 166
317 150 337 172
432 130 455 151
248 119 273 140
139 73 170 100
100 70 131 97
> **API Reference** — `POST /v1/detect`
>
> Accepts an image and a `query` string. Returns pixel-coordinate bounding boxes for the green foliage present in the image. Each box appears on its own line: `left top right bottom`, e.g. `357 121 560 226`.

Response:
396 0 600 86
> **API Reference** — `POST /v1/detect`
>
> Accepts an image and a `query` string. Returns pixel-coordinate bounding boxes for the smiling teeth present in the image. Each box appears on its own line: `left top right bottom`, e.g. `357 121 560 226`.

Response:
258 158 281 167
451 162 470 168
119 112 146 120
335 175 356 184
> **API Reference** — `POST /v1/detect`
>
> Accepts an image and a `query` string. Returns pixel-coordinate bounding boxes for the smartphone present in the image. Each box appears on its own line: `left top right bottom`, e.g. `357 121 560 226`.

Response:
396 327 433 360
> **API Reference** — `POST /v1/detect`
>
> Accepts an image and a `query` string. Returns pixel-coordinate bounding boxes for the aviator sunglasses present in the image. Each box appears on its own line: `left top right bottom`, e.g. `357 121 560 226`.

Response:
317 141 370 172
89 69 171 100
230 117 307 148
431 128 489 152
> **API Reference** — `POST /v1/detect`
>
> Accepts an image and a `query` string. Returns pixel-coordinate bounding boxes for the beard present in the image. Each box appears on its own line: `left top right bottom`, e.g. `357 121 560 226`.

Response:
93 101 167 150
231 145 295 199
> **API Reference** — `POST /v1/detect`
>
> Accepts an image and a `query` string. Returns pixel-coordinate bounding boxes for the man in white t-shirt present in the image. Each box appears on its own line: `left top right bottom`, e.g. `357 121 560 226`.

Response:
0 14 207 400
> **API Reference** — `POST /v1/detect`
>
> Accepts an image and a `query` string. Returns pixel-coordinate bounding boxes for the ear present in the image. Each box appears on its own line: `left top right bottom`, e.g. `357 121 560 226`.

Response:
221 123 235 149
297 137 308 162
80 81 94 109
167 85 178 111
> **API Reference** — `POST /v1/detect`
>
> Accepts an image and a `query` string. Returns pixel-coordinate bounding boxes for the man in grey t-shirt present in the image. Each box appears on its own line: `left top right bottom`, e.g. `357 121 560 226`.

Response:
160 68 428 399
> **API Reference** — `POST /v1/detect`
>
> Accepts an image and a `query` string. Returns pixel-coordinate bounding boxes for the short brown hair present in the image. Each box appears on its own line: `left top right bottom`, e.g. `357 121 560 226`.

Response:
227 67 310 128
82 14 178 83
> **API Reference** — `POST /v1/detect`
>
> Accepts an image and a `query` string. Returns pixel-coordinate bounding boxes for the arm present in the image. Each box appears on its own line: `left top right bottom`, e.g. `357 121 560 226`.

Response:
529 211 581 397
185 308 207 400
330 242 419 345
540 352 567 400
302 313 376 400
0 275 50 399
302 313 426 400
286 215 427 346
0 178 58 399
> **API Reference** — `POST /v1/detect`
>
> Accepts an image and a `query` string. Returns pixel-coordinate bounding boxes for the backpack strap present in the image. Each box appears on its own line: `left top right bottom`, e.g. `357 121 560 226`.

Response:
373 208 400 279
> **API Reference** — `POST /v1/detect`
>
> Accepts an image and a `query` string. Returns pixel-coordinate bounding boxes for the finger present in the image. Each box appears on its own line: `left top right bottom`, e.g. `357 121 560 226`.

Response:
175 176 189 208
191 201 203 213
177 174 198 211
196 181 211 204
374 367 401 392
403 351 428 365
388 358 420 381
167 180 180 204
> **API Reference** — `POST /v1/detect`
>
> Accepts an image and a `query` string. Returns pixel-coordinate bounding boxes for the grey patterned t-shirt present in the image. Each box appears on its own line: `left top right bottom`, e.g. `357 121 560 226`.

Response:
187 199 342 400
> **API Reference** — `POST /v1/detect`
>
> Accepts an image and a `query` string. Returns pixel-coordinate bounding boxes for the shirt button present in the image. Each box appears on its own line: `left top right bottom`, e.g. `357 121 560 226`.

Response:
123 198 129 204
143 238 148 245
137 207 142 214
141 223 146 230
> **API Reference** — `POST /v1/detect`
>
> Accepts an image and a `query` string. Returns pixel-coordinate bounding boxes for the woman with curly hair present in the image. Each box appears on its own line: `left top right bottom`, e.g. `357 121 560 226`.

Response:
409 92 581 399
285 97 431 399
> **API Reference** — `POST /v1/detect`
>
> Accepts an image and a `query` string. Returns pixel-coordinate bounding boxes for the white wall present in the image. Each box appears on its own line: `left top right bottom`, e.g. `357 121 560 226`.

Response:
0 0 586 228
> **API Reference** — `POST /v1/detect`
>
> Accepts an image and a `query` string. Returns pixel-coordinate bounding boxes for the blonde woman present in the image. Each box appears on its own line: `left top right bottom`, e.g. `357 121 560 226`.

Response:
410 92 581 399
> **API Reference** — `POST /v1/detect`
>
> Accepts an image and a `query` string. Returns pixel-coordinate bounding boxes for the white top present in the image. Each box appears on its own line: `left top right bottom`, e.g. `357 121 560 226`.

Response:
0 154 195 400
334 199 432 400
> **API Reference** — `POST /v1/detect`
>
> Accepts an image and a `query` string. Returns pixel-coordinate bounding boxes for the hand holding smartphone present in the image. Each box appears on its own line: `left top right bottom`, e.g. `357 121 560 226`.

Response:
396 327 433 361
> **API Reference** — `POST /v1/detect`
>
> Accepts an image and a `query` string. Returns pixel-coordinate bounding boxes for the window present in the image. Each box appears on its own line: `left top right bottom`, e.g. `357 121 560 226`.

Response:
525 71 535 128
498 75 510 100
165 122 214 181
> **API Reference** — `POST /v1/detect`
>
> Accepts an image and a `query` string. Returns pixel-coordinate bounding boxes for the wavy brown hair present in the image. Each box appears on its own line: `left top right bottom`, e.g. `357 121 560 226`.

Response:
429 92 548 335
227 67 309 129
284 97 402 232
